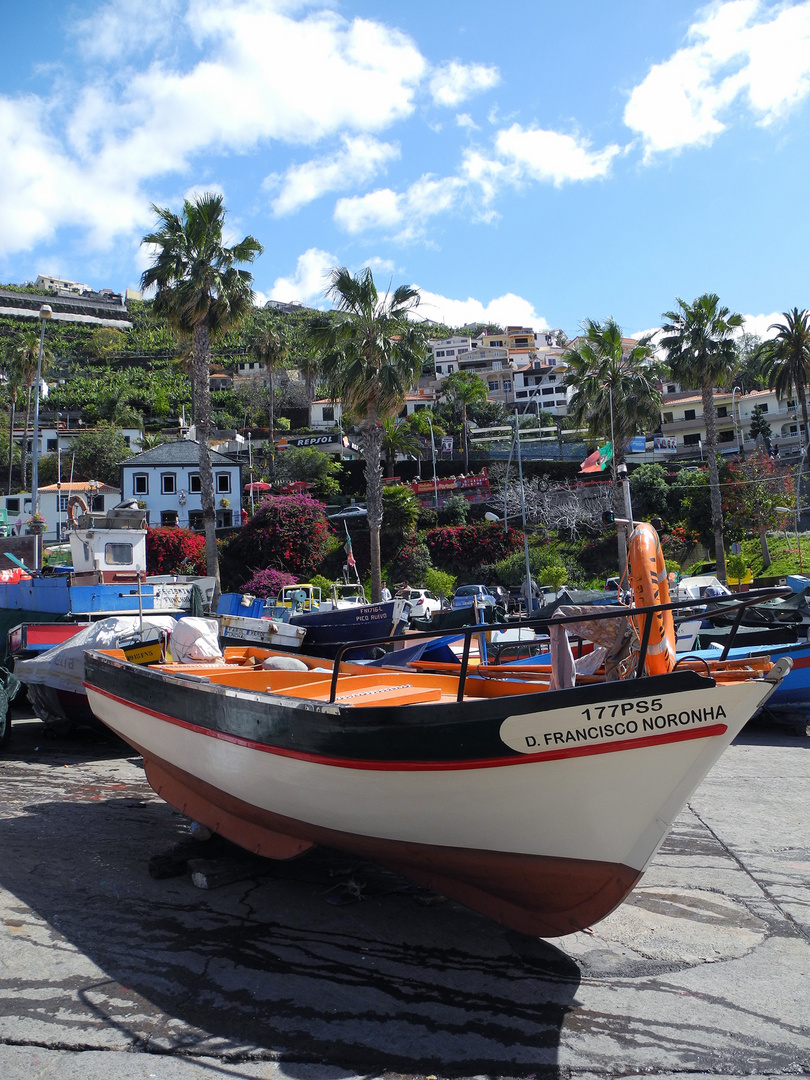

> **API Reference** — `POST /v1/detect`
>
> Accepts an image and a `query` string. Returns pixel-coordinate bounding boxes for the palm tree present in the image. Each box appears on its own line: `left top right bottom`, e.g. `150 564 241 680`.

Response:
0 340 23 491
312 267 426 601
141 193 263 596
441 370 488 471
14 330 51 489
380 416 423 477
250 320 290 469
564 318 663 563
659 293 743 583
755 308 810 451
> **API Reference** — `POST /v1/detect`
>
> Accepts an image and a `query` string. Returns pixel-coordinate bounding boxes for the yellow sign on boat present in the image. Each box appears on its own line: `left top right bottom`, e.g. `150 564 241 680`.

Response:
122 640 164 665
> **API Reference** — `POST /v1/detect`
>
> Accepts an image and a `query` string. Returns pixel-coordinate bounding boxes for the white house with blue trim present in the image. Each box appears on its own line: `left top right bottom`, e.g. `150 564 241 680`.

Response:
119 441 243 530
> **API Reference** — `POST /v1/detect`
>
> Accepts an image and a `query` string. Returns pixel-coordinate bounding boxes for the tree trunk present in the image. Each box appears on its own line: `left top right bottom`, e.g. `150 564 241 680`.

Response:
362 417 384 603
8 399 15 493
797 376 810 453
462 404 469 473
759 525 771 570
193 321 221 602
702 381 726 583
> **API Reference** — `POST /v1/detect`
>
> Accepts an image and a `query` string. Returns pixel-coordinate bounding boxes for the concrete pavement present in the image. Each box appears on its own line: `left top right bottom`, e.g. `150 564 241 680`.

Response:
0 712 807 1080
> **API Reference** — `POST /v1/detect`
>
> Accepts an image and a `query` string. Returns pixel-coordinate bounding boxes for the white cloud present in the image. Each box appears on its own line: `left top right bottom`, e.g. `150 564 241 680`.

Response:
0 0 428 258
268 247 338 305
334 188 403 234
415 287 549 331
429 61 500 107
625 0 810 157
270 135 399 216
741 310 784 339
456 113 478 130
493 124 622 185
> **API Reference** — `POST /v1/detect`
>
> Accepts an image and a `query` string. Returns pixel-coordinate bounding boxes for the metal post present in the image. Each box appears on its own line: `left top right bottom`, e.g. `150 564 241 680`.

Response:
427 414 439 510
515 412 533 616
30 305 52 516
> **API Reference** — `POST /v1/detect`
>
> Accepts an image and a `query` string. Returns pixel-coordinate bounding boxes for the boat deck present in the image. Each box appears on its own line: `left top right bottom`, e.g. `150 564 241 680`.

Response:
100 643 775 707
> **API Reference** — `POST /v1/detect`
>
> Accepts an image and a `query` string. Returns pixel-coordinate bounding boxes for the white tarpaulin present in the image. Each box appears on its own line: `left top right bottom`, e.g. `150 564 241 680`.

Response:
15 616 178 695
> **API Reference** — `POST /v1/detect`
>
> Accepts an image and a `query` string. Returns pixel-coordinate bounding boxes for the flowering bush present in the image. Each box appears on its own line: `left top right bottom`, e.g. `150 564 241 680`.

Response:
146 527 207 575
220 493 332 590
425 522 524 573
240 566 299 598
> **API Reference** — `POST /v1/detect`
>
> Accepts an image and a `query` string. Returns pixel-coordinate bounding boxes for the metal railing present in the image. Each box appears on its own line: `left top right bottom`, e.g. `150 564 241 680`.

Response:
326 585 793 704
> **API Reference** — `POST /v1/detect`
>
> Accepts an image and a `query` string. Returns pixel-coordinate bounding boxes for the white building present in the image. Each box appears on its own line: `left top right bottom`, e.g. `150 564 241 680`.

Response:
119 441 243 530
0 481 119 543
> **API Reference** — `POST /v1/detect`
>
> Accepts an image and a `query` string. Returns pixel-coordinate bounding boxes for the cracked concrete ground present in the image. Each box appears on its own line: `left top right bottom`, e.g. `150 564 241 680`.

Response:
0 712 807 1080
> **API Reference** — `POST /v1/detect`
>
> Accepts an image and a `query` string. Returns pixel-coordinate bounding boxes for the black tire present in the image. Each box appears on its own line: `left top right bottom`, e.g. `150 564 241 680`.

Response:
0 707 10 750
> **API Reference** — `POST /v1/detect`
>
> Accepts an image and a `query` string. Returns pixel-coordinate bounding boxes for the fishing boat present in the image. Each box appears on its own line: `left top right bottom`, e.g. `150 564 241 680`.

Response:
217 584 409 659
82 524 790 937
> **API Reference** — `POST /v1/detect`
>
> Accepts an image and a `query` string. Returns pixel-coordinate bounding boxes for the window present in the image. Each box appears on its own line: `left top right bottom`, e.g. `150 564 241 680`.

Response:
542 387 554 395
188 510 204 530
46 439 58 452
59 495 69 511
516 390 528 398
666 384 677 394
663 412 674 424
716 406 728 417
436 350 445 357
492 361 502 370
760 404 769 413
683 409 696 421
488 380 499 391
683 433 701 446
322 406 335 422
134 474 148 495
216 473 231 494
161 473 176 494
105 542 133 565
548 374 556 382
6 498 19 513
435 365 442 375
91 494 104 511
189 473 201 493
718 429 735 442
160 510 179 527
503 380 511 392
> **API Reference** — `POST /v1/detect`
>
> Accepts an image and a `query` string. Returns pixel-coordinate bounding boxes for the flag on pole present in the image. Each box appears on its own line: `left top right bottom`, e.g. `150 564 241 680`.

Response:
579 441 614 473
343 523 356 567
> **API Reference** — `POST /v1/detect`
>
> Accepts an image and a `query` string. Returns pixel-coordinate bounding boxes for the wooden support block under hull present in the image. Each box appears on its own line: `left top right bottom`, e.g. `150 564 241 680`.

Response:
142 753 641 938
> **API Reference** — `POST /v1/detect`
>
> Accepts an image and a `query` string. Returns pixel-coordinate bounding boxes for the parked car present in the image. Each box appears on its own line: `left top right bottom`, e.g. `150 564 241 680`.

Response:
328 505 368 520
400 588 442 621
451 584 497 609
487 584 509 609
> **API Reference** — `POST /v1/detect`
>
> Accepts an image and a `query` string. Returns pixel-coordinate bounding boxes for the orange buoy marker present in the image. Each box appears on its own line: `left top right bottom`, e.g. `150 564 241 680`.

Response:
626 521 677 677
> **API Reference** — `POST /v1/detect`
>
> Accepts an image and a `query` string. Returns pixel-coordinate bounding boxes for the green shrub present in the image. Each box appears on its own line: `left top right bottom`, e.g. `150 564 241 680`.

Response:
424 567 456 600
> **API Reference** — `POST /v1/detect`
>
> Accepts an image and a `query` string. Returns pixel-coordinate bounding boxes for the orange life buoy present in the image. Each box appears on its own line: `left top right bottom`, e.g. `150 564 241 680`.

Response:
625 521 676 677
67 494 89 528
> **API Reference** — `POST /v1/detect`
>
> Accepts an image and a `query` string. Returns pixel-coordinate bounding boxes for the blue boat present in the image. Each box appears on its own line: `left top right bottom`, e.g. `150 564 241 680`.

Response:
0 500 215 660
217 584 410 659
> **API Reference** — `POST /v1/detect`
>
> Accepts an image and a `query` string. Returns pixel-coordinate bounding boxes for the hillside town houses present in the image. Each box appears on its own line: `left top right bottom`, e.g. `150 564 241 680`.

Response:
3 276 800 540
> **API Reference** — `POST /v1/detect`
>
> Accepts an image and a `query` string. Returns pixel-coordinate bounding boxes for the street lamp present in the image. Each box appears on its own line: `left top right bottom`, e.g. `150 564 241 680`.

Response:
30 304 53 517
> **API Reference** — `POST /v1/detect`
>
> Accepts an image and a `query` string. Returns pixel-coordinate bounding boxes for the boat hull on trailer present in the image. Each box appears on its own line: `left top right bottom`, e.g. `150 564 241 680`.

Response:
83 649 781 936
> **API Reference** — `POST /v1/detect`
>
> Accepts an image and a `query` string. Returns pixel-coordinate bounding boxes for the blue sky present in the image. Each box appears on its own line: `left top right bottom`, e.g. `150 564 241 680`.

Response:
1 0 809 339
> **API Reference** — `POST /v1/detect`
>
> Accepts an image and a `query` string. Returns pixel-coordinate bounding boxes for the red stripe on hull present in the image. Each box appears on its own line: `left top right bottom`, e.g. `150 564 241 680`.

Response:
138 748 642 938
87 684 727 771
